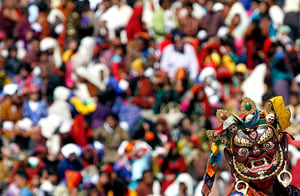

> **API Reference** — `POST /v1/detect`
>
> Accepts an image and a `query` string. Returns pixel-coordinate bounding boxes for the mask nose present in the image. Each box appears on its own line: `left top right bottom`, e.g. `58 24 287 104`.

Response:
252 145 261 156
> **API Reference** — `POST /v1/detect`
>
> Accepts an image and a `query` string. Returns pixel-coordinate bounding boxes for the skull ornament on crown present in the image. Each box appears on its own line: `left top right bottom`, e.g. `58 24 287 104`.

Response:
202 96 300 196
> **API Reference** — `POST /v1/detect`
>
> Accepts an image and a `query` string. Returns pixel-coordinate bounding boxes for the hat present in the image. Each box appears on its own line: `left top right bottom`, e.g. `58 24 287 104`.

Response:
211 52 221 67
118 79 129 91
16 118 33 131
235 63 248 74
131 58 143 73
28 156 40 167
199 67 216 82
197 30 207 40
216 65 232 79
53 86 70 101
2 121 14 131
28 84 40 94
61 143 82 159
217 26 228 38
144 67 155 78
3 83 18 96
93 141 105 152
213 2 224 12
40 37 57 52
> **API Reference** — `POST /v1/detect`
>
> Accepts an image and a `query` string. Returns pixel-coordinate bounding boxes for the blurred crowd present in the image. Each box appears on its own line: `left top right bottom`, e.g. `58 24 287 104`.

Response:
0 0 299 195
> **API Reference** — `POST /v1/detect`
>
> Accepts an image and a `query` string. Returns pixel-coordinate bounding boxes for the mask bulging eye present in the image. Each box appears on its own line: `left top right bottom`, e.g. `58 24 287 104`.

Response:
238 148 249 156
264 141 274 149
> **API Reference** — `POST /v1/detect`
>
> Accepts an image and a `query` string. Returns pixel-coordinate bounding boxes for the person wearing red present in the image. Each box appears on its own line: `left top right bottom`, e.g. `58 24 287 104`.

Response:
0 0 22 37
158 142 186 192
125 0 144 41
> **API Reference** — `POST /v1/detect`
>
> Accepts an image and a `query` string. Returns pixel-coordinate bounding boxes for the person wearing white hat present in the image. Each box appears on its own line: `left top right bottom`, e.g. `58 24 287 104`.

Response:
0 84 23 139
225 0 249 39
57 143 83 180
40 37 62 69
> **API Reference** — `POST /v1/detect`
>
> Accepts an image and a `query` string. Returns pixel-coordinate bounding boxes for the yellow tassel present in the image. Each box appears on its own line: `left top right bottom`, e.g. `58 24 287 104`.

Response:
269 96 291 131
211 142 219 154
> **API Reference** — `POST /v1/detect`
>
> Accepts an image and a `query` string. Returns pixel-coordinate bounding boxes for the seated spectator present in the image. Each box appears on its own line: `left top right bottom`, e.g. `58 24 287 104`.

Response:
22 85 47 126
91 89 113 130
15 62 43 93
4 45 20 78
155 117 171 144
58 143 83 181
152 71 180 114
0 84 23 127
152 0 177 41
5 167 31 196
180 84 211 130
96 166 114 196
38 166 59 195
158 142 187 192
178 2 201 38
0 146 23 192
136 170 162 196
93 112 130 164
160 30 199 81
0 0 22 37
130 59 156 109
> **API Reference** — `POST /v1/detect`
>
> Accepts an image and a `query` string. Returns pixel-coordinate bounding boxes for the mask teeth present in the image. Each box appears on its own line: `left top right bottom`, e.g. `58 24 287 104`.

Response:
233 146 284 181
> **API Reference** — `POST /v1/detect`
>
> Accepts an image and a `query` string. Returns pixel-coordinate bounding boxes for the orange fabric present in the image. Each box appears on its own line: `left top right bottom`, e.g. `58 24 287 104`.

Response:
36 12 50 39
70 115 93 147
57 6 73 47
0 98 23 123
65 170 82 191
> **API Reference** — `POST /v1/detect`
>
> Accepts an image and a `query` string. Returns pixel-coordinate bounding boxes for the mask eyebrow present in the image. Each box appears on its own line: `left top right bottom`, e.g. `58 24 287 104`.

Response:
258 126 274 144
233 135 253 147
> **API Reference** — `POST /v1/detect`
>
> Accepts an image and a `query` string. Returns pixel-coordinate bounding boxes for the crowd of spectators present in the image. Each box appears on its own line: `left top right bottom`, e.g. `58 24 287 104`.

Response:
0 0 299 195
